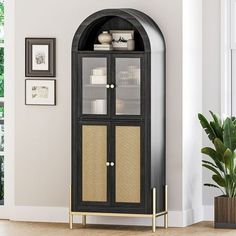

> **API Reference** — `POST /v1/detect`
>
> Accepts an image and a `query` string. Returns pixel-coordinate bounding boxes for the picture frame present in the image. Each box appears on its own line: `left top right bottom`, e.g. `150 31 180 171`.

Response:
109 30 134 50
25 38 56 77
25 79 56 106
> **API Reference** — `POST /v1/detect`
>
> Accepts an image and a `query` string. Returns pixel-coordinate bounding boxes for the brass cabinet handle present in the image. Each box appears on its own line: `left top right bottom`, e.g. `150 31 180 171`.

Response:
106 162 110 166
110 162 115 166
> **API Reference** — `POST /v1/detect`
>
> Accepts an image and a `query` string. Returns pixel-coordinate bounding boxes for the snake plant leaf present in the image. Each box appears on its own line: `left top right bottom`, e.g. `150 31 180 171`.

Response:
212 174 226 187
198 113 216 142
214 138 227 158
223 118 236 152
202 164 222 176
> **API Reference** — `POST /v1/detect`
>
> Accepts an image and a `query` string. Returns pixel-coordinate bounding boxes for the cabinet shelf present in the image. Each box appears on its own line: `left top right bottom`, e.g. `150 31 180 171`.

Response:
77 50 145 54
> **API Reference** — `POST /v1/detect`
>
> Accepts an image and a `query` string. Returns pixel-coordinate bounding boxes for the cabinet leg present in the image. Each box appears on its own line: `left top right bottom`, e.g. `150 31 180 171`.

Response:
164 213 168 228
152 187 156 233
82 215 86 227
152 215 156 233
164 185 168 228
69 213 73 229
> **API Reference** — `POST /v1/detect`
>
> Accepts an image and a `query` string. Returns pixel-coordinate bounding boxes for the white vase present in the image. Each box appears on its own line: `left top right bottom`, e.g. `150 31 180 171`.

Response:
98 31 112 45
127 39 135 51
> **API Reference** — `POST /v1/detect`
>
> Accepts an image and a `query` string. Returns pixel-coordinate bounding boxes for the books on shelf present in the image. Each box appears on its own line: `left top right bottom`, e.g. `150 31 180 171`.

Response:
94 44 113 51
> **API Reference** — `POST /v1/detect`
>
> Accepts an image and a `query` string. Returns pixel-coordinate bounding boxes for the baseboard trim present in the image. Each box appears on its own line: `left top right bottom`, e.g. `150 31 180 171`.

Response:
9 206 204 227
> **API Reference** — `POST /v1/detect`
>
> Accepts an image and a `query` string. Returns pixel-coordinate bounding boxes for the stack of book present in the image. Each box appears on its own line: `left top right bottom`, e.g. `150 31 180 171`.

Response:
94 44 113 51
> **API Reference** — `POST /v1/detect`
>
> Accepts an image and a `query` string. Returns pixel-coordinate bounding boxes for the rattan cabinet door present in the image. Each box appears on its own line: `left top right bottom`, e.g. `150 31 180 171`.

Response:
115 125 141 203
82 125 108 202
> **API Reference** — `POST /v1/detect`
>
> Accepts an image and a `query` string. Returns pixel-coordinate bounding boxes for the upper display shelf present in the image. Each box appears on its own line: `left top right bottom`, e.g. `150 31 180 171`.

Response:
76 16 144 51
72 9 165 53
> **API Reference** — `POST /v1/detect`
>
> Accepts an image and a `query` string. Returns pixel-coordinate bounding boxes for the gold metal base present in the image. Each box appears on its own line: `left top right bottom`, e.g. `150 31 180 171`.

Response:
69 185 168 232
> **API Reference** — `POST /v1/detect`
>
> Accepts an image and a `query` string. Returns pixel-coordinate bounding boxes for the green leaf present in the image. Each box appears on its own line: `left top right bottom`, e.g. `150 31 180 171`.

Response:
212 174 226 187
214 138 227 157
209 111 223 140
223 148 234 169
202 160 217 168
202 164 222 176
210 122 223 141
198 113 216 142
202 146 224 168
223 118 236 152
204 183 225 195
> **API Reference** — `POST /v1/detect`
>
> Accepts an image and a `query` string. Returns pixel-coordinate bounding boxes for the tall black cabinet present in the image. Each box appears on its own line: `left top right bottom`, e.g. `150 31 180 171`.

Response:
70 9 167 232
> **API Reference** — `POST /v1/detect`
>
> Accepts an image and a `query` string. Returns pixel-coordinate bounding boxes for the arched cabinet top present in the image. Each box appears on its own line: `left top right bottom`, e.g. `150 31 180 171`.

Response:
72 9 165 53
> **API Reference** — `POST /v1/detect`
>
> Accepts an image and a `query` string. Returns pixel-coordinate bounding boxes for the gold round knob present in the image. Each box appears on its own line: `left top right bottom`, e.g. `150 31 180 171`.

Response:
106 162 110 166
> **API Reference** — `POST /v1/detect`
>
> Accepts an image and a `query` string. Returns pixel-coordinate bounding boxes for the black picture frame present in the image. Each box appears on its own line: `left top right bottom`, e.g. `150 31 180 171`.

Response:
25 38 56 77
25 79 56 106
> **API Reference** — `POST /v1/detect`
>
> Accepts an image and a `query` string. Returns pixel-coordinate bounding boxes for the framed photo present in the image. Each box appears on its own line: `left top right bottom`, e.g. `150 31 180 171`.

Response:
25 79 56 105
110 30 134 50
25 38 56 77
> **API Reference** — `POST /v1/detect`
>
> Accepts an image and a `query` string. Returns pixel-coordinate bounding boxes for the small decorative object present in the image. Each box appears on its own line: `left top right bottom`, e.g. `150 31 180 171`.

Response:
94 44 113 51
198 111 236 228
25 79 56 105
110 30 134 50
91 99 106 114
25 38 56 77
90 67 107 84
127 39 135 51
116 99 125 114
98 31 112 45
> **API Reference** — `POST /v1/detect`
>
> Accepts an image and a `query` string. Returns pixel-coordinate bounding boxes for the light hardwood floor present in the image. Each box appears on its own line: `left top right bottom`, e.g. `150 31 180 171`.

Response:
0 221 235 236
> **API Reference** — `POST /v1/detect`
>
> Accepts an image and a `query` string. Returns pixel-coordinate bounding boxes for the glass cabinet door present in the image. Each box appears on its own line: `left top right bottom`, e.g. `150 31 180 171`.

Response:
115 58 141 115
82 57 108 115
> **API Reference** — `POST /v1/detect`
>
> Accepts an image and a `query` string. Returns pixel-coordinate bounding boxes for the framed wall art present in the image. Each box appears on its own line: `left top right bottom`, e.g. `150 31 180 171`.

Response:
25 38 56 77
25 79 56 105
110 30 134 50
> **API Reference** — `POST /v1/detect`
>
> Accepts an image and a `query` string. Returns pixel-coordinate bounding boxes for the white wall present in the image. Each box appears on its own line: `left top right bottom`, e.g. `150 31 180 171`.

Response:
202 0 221 206
182 0 202 225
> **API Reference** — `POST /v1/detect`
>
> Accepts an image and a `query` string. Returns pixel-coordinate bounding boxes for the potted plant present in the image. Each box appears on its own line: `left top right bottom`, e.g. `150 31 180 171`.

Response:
199 111 236 228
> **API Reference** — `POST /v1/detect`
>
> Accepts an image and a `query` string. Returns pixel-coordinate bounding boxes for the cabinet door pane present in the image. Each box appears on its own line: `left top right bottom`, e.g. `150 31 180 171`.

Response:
115 126 140 203
82 125 107 202
82 58 107 115
115 58 141 115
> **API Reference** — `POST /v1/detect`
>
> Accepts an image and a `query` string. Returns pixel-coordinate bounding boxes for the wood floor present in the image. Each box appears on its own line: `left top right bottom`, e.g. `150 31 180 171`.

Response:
0 221 235 236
